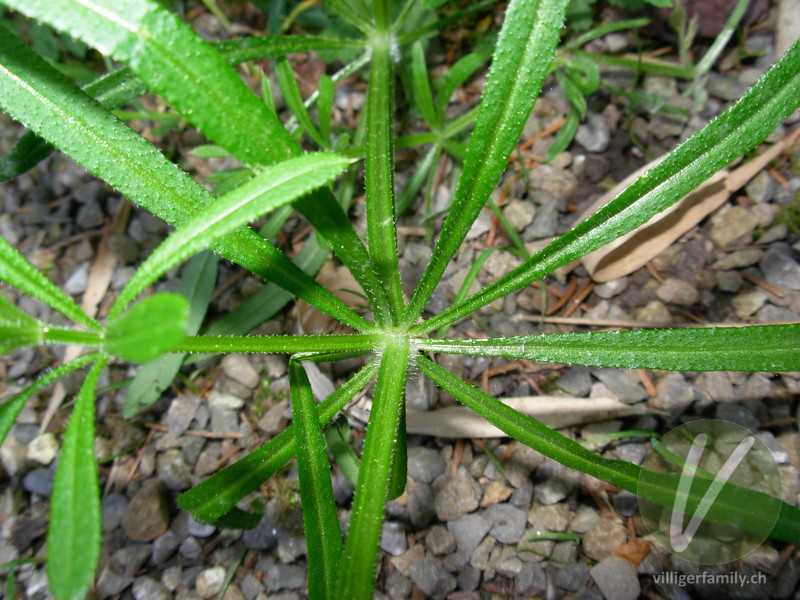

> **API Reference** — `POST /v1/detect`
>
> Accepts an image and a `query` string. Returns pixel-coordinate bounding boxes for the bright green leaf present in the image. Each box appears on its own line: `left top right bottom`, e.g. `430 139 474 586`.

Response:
105 293 189 363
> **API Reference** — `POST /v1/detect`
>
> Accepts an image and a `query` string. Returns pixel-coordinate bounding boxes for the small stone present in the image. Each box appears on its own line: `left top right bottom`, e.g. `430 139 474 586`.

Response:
113 544 152 577
152 530 181 563
466 209 492 240
196 567 226 598
187 517 216 538
516 562 546 596
714 249 764 270
554 562 591 592
504 199 536 231
715 271 743 292
635 301 672 323
534 463 576 505
760 223 788 244
732 289 768 319
528 503 571 532
76 199 105 228
221 355 260 388
63 262 90 295
509 480 534 508
391 544 425 577
407 481 436 528
710 206 758 247
446 514 492 569
595 278 628 299
715 403 760 431
243 507 279 550
410 558 457 600
760 244 800 291
407 447 445 484
652 374 696 415
590 556 641 600
22 468 53 497
259 399 289 435
180 537 202 560
426 525 456 556
1 434 27 476
121 480 170 542
612 491 639 517
655 278 699 305
483 503 528 544
576 113 611 153
385 572 412 600
432 467 481 521
26 433 58 465
102 493 128 532
381 521 408 556
556 366 592 396
745 170 775 203
157 449 193 490
277 528 306 563
133 576 169 600
97 566 133 598
592 369 647 404
497 554 524 578
208 392 245 412
523 201 560 241
480 480 513 507
582 518 628 561
457 566 481 591
167 396 200 438
469 535 495 570
570 505 599 534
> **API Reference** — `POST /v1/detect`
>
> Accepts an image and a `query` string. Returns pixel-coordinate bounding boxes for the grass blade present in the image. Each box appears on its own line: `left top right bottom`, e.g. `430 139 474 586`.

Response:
411 41 437 128
402 0 569 327
335 338 409 600
289 360 343 599
276 58 327 147
416 324 800 372
418 356 800 545
435 51 489 122
414 39 800 334
213 35 365 63
0 293 38 327
0 325 40 355
0 353 100 446
177 334 381 355
112 153 351 318
178 359 379 523
0 26 372 332
47 358 107 600
0 236 98 330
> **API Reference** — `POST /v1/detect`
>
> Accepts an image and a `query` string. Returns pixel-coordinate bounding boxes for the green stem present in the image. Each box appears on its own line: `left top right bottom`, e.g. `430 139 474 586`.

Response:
41 327 103 347
174 334 382 355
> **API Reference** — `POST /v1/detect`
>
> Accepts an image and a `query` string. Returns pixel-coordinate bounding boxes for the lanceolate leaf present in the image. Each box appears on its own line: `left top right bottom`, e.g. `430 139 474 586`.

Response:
418 356 800 545
414 39 800 334
0 236 99 330
178 359 380 524
403 0 569 327
47 358 108 600
0 353 100 447
0 325 40 355
335 338 409 600
112 153 352 318
0 26 372 332
213 35 365 64
415 324 800 372
289 360 343 599
0 293 38 327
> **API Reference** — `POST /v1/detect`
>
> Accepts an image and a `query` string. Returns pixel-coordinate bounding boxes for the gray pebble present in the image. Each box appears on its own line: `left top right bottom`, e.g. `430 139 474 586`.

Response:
114 544 152 577
457 566 481 591
187 517 216 538
760 243 800 291
446 514 492 567
504 199 536 231
732 289 768 319
582 518 627 561
555 562 590 592
509 479 534 508
410 558 457 600
407 481 436 528
381 521 408 556
63 262 90 295
265 564 306 592
710 206 758 247
534 463 576 505
612 491 639 517
656 278 699 306
22 468 53 497
157 449 193 490
483 503 528 544
570 505 599 534
556 366 592 396
180 537 203 560
745 170 775 203
277 528 306 563
101 493 128 532
715 403 760 431
426 525 456 556
432 467 481 521
385 572 412 600
221 355 260 388
152 530 181 564
496 554 524 578
714 249 764 270
595 278 628 299
715 271 743 292
132 576 169 600
407 447 445 484
76 199 105 228
590 556 641 600
470 535 496 570
167 396 200 438
592 368 647 404
615 443 648 465
515 562 546 596
652 374 697 415
96 565 133 598
523 201 560 241
576 113 611 153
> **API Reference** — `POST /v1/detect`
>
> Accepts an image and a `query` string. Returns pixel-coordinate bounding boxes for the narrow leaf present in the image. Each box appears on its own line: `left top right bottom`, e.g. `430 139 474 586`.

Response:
417 356 800 546
0 353 100 446
435 51 489 122
112 153 351 317
0 325 40 355
415 324 800 372
47 358 107 600
0 293 38 327
411 42 437 127
213 35 365 63
335 339 409 600
289 360 343 599
105 293 189 363
276 58 327 148
318 74 334 147
0 236 98 330
178 359 379 523
402 0 569 327
414 39 800 334
0 27 372 332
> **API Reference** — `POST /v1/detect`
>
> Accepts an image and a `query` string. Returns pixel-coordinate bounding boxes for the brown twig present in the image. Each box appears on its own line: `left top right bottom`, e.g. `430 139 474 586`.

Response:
545 276 577 315
637 369 657 398
740 272 784 298
562 280 595 318
143 423 244 439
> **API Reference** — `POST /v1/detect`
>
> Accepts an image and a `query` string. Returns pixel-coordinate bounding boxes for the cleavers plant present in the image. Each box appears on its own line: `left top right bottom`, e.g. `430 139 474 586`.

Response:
0 0 799 599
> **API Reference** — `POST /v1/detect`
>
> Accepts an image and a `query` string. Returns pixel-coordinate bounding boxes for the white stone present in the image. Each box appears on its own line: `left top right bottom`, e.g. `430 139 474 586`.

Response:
27 433 59 465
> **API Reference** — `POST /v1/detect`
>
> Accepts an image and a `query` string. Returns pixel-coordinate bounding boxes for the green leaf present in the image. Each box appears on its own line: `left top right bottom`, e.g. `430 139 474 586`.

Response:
557 69 587 117
0 236 98 330
276 58 327 148
318 74 335 147
322 0 374 33
47 358 107 600
0 293 37 327
213 35 365 63
564 55 600 94
0 27 373 332
416 324 800 372
414 39 800 334
105 293 189 363
0 353 100 446
123 252 218 418
417 355 800 546
411 41 437 128
324 416 361 487
289 360 343 599
435 51 489 122
0 325 40 355
544 107 580 162
112 153 352 318
179 359 379 524
402 0 569 327
335 338 409 600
